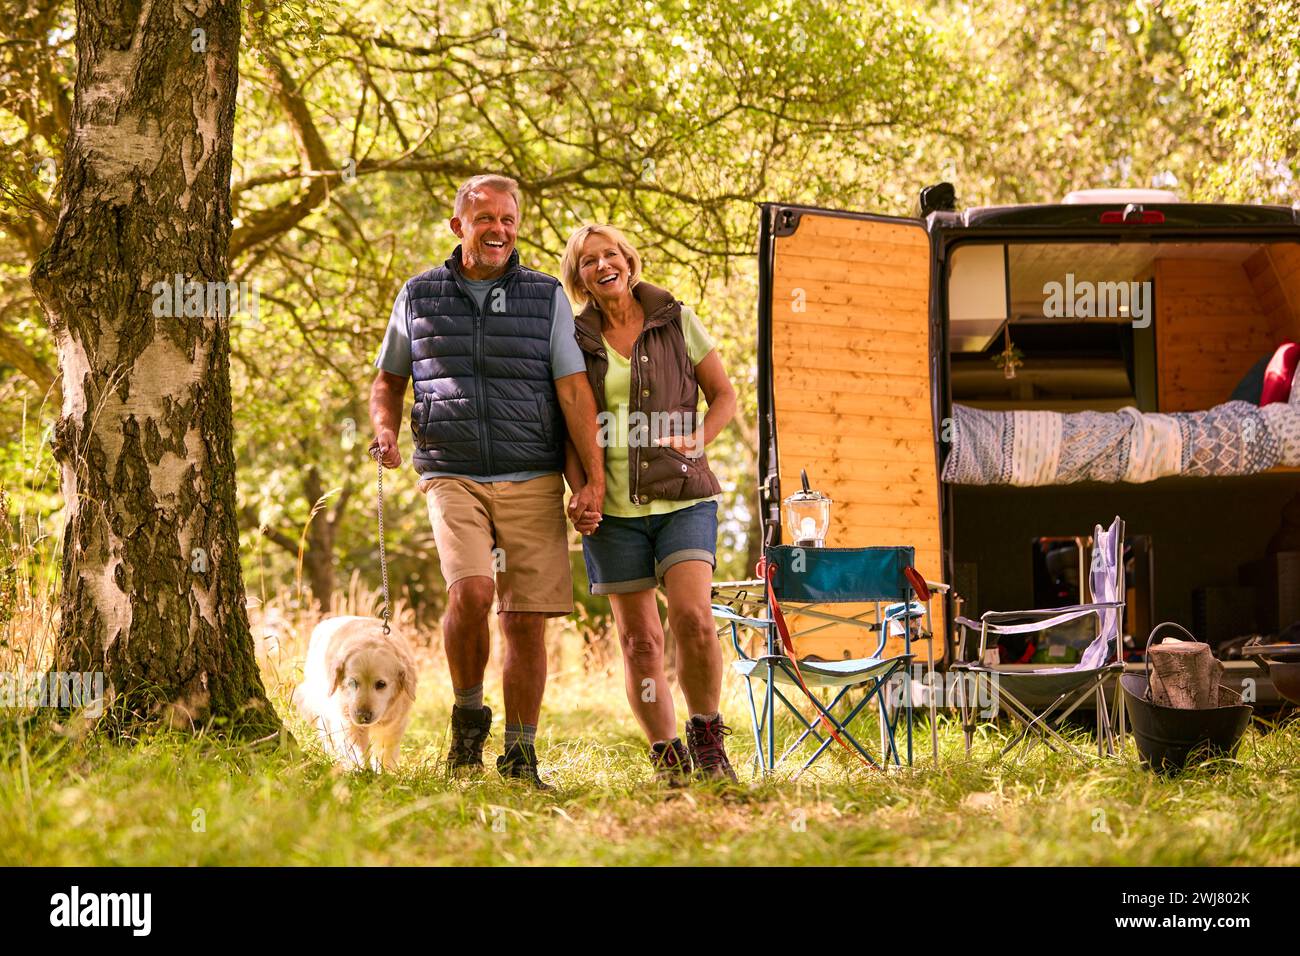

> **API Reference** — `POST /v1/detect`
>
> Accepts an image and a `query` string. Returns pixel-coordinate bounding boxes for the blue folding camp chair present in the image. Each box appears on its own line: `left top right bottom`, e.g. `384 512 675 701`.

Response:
711 545 940 776
951 516 1126 761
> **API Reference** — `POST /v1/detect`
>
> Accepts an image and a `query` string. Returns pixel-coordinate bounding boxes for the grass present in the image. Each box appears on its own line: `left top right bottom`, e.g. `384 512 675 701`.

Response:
2 603 1299 867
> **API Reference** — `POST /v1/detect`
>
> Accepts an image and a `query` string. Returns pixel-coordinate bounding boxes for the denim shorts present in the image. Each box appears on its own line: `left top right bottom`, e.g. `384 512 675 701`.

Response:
581 500 718 594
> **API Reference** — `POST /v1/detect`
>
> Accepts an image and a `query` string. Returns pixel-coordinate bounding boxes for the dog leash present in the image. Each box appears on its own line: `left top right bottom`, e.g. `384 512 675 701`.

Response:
369 444 392 635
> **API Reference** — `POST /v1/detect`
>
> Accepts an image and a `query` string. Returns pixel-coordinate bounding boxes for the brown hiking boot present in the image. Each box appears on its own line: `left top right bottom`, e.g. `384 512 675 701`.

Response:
448 704 492 773
685 714 738 782
497 743 555 792
649 738 692 785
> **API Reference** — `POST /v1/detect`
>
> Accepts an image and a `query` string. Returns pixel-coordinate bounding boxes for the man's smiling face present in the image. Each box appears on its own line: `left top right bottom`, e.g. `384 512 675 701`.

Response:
451 187 519 280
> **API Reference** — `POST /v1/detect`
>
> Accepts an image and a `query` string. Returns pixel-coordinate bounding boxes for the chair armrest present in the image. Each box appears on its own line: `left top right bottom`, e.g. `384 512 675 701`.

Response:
958 602 1123 663
710 605 772 629
979 602 1121 623
978 607 1106 636
711 579 765 593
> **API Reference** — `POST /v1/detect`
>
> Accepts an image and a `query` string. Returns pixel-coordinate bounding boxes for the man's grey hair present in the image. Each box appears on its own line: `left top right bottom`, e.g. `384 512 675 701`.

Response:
454 174 523 219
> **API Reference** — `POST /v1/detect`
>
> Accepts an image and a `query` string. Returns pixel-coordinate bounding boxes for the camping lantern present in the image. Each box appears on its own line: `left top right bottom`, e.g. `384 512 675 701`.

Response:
784 470 832 547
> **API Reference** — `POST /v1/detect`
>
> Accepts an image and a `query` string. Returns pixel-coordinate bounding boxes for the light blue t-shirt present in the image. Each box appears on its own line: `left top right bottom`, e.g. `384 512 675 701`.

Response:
373 276 586 482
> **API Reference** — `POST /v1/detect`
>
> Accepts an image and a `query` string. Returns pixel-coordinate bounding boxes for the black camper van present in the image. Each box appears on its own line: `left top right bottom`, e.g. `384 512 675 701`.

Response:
755 187 1300 670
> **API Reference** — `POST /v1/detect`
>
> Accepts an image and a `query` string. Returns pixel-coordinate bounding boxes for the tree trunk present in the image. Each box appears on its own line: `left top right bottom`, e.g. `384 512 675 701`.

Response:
301 465 346 613
30 0 279 737
303 527 336 615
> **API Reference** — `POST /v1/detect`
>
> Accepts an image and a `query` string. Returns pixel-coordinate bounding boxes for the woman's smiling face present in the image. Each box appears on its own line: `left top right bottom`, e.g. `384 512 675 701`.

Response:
579 233 632 304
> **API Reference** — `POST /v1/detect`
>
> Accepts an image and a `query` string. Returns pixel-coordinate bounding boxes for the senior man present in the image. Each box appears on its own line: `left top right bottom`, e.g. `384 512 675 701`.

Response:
370 174 603 789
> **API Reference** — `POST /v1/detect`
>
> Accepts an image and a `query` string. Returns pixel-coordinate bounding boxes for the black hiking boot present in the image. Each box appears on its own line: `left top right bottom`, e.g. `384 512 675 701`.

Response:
649 737 692 786
448 704 492 774
496 743 555 792
685 714 739 782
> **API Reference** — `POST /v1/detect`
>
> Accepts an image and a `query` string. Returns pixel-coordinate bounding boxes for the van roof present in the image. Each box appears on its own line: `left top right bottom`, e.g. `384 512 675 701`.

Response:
1061 188 1180 204
941 201 1300 231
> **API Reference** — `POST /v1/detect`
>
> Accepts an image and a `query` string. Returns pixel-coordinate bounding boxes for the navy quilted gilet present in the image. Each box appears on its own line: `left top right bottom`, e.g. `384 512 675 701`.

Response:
406 246 564 476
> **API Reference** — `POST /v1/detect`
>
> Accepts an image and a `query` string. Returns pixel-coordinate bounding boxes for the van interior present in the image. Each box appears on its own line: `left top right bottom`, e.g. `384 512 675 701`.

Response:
946 240 1300 654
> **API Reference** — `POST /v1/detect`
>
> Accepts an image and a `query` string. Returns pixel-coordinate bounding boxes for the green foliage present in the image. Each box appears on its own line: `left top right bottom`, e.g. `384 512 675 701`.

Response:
1 0 1298 857
0 1 69 491
937 0 1208 203
2 0 1298 618
1169 0 1300 201
221 0 968 603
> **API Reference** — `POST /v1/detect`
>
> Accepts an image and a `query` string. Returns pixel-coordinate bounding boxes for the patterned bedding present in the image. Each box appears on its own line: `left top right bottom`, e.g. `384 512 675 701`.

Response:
941 383 1300 486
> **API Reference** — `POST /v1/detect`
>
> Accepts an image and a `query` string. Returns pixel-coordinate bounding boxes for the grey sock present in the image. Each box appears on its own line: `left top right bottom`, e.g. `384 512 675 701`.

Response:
504 723 536 750
690 712 720 724
454 683 484 710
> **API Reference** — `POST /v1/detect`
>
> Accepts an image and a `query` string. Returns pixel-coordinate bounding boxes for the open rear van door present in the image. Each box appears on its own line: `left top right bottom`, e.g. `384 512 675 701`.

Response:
757 204 945 659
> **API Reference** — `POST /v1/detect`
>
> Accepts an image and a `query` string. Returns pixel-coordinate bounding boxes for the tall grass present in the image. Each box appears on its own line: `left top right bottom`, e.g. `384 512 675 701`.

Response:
2 572 1298 865
0 487 60 678
2 494 1298 865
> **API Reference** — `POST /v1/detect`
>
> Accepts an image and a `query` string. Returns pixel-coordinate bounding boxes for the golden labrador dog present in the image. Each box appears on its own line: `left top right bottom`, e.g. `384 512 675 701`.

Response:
294 615 417 772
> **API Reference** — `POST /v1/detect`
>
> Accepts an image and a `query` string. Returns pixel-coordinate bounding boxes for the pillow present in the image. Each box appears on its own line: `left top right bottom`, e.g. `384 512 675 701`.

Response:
1261 342 1300 406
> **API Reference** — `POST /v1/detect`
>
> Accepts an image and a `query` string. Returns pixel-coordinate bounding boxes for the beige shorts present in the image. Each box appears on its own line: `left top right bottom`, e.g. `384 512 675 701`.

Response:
419 472 573 616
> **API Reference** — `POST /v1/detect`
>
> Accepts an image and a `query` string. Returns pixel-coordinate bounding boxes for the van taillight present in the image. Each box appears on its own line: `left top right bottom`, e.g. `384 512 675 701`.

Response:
1100 208 1165 224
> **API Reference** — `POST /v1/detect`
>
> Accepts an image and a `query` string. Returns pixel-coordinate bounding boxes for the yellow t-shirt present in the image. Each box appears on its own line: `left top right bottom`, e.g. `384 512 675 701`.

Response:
600 305 719 518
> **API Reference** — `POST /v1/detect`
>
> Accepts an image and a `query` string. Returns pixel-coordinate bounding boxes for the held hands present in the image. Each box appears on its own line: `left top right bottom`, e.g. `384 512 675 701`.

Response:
567 482 603 536
369 429 402 469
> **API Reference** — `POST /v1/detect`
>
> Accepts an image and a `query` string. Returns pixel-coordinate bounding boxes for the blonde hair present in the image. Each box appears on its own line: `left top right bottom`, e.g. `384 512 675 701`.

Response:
454 174 522 219
560 224 643 309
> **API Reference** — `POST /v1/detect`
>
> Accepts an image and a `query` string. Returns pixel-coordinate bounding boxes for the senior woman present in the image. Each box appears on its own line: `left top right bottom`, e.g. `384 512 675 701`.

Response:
560 223 739 783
